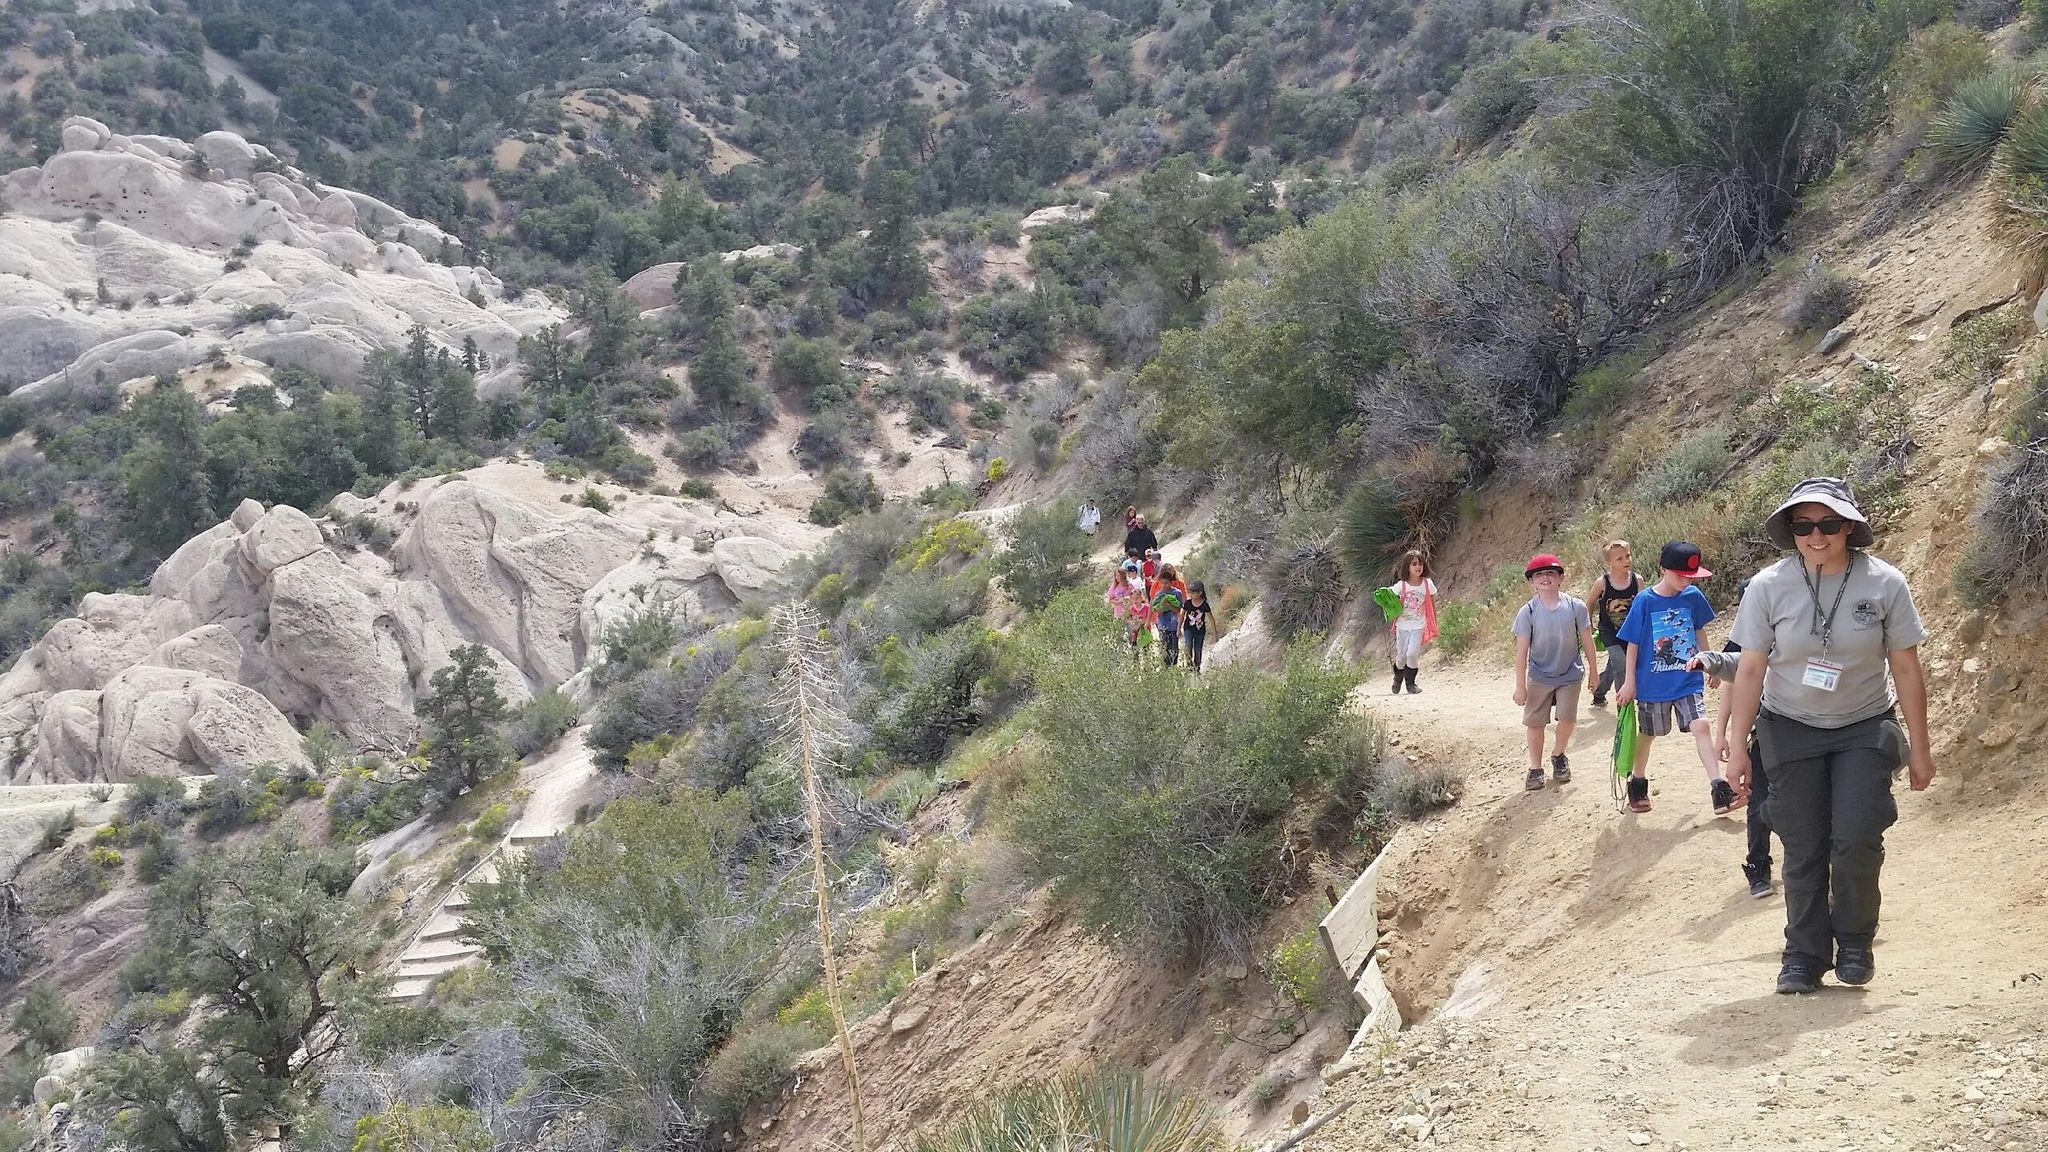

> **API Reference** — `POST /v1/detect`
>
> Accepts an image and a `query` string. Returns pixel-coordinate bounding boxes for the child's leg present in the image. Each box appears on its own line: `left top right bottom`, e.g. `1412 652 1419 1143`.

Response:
1551 683 1579 756
1632 733 1654 780
1187 630 1205 671
1689 718 1720 783
1526 724 1546 772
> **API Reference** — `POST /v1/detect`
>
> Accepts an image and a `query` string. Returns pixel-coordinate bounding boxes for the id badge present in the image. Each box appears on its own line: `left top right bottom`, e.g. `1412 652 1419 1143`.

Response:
1802 657 1844 691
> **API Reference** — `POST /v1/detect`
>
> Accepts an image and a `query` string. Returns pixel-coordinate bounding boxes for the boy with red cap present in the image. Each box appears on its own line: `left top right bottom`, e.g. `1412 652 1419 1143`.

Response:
1510 553 1598 792
1615 541 1741 815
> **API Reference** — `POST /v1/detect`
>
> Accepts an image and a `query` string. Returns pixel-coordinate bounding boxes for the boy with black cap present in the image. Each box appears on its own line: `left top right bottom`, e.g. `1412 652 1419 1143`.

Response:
1616 541 1741 815
1510 553 1598 793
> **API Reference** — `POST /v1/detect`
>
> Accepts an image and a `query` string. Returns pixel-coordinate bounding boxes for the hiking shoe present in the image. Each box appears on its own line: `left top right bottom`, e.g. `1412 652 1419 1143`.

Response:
1626 775 1651 813
1550 753 1571 783
1743 862 1774 899
1525 768 1546 791
1591 694 1607 708
1776 961 1821 995
1835 947 1875 987
1711 778 1743 815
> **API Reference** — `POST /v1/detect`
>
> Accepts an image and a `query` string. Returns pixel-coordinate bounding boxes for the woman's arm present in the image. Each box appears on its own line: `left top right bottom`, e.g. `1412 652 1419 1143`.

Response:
1721 649 1769 791
1888 646 1937 791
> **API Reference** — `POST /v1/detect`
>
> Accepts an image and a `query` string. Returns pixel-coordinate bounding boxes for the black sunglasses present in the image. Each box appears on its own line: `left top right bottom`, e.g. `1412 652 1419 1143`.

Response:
1789 518 1848 537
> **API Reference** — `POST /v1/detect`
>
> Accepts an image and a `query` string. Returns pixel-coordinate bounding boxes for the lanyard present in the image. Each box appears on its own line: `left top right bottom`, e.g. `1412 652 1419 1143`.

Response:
1796 553 1854 652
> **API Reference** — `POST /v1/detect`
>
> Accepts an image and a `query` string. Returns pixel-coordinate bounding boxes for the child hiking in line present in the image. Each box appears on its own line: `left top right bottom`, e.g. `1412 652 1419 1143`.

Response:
1106 559 1150 659
1588 540 1641 708
1511 554 1598 791
1182 581 1215 672
1150 563 1188 667
1383 549 1438 695
1690 578 1776 898
1615 541 1741 816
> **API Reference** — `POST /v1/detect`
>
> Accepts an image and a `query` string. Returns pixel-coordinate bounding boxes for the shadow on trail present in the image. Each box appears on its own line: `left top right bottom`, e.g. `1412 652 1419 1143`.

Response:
1567 817 1722 931
1682 876 1781 945
1672 989 1895 1067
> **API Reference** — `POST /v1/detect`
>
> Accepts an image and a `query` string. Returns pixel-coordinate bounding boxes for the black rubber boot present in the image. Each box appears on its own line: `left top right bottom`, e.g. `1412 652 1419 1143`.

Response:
1392 666 1404 695
1404 668 1420 694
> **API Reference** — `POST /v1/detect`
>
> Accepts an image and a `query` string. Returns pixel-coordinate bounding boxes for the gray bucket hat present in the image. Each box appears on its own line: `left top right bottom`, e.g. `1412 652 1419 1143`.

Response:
1764 476 1875 550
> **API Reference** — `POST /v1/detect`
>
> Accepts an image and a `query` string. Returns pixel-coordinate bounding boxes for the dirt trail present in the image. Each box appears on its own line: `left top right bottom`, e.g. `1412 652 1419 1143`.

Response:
1308 659 2048 1149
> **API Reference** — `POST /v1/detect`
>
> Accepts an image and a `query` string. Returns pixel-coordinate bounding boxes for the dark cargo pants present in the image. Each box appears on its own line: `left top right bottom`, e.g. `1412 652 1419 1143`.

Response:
1757 711 1903 969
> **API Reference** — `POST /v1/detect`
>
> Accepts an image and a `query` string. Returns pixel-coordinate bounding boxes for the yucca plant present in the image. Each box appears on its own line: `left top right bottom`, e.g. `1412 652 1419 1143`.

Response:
914 1069 1224 1152
1334 474 1408 591
1997 98 2048 236
1924 67 2029 178
1261 540 1346 639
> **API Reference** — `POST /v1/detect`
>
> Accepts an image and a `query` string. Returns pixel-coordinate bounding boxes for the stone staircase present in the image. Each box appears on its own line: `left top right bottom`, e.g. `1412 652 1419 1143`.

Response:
383 737 596 1004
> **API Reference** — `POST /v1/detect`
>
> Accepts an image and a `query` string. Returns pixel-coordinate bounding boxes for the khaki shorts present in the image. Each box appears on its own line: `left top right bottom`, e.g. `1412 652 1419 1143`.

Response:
1524 681 1581 727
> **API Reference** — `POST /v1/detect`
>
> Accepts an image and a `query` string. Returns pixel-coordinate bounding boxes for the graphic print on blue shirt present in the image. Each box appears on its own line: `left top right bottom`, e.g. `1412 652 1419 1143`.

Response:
1615 585 1714 703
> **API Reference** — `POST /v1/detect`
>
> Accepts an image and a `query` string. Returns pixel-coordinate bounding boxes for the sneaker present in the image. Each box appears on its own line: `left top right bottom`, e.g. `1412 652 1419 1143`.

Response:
1835 946 1875 986
1626 775 1651 813
1591 694 1607 708
1776 961 1821 995
1525 768 1546 791
1550 753 1571 783
1743 862 1774 899
1710 778 1743 815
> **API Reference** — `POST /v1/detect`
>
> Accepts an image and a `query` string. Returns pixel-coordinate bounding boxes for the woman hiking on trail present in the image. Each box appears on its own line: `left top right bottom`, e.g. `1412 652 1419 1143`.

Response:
1721 477 1936 995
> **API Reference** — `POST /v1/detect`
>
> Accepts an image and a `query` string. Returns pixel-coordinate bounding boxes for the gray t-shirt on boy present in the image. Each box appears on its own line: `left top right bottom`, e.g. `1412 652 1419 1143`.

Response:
1729 553 1927 729
1511 595 1591 687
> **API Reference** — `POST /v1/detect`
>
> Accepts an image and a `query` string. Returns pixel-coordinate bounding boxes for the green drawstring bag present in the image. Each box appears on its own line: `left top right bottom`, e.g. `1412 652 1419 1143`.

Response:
1373 587 1403 623
1612 702 1638 777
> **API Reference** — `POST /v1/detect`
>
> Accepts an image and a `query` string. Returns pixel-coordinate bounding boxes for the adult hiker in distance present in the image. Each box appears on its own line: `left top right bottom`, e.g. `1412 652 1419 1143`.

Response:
1123 513 1158 559
1720 477 1935 995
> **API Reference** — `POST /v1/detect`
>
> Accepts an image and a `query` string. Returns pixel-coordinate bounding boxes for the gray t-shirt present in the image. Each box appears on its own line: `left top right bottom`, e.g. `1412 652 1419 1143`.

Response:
1729 553 1927 729
1511 594 1591 687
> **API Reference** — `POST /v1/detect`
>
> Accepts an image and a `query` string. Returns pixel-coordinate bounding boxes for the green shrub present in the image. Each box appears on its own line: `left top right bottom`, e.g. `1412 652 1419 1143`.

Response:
1010 642 1368 959
1629 426 1730 505
679 476 716 499
351 1102 490 1152
1260 540 1346 640
120 773 189 830
913 1069 1223 1152
193 763 318 835
1924 68 2026 178
1433 601 1481 656
700 1022 819 1124
1370 759 1466 820
1937 310 2020 384
508 688 579 757
0 1057 37 1109
1891 23 1993 121
576 486 613 513
1955 442 2048 604
597 595 688 684
809 467 882 526
325 763 425 843
989 502 1090 612
1781 263 1857 333
11 980 74 1056
772 337 855 408
1262 925 1333 1015
874 623 997 765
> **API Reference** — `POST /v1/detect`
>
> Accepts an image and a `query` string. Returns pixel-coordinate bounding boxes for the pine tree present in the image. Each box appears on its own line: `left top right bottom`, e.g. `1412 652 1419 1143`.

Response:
862 168 927 307
359 360 409 476
418 643 509 804
121 379 214 557
431 364 481 445
400 324 435 439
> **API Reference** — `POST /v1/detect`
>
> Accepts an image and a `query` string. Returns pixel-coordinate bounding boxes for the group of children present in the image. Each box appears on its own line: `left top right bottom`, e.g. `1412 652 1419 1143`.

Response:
1093 506 1217 671
1512 539 1743 816
1388 539 1770 894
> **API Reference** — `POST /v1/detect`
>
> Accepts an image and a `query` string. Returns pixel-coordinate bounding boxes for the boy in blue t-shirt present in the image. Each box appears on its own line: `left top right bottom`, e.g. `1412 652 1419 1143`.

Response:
1616 541 1742 817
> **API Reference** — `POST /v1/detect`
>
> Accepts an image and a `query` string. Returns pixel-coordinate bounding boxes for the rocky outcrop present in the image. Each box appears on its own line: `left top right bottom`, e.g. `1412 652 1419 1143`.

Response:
0 464 826 783
0 119 564 391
